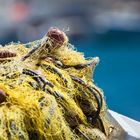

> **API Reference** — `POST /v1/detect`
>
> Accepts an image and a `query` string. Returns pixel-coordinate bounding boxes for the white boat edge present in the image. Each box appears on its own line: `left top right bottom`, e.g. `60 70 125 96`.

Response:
108 110 140 140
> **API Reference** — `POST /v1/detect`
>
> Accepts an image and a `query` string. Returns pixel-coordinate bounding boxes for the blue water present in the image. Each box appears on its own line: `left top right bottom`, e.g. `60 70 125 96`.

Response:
72 31 140 121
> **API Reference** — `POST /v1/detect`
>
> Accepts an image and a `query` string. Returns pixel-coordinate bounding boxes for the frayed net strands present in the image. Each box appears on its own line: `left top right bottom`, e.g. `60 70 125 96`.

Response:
0 27 113 140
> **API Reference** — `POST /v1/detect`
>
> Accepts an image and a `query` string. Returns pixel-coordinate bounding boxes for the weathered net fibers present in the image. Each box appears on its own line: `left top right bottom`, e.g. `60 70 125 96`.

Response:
0 27 112 140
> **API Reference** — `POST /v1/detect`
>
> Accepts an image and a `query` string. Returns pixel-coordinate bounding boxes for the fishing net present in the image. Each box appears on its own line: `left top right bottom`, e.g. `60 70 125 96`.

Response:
0 27 118 140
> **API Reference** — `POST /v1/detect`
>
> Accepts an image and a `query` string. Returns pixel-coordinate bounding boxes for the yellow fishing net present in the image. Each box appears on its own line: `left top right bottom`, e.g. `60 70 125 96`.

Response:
0 27 113 140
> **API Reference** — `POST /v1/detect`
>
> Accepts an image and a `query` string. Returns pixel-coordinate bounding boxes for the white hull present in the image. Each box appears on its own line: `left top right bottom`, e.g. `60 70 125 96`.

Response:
109 110 140 140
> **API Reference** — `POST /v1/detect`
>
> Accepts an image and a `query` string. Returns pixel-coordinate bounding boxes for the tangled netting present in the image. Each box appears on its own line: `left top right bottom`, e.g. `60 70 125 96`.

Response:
0 27 113 140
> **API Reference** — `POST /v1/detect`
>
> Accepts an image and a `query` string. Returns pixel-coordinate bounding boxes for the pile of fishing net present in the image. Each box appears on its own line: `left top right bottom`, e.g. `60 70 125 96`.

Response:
0 27 121 140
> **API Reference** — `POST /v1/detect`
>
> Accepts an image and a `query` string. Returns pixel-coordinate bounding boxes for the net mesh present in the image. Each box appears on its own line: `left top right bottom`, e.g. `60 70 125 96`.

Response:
0 30 112 140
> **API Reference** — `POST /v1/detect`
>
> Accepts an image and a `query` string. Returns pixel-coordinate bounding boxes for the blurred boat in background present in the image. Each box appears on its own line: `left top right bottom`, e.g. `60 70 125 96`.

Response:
0 0 140 43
